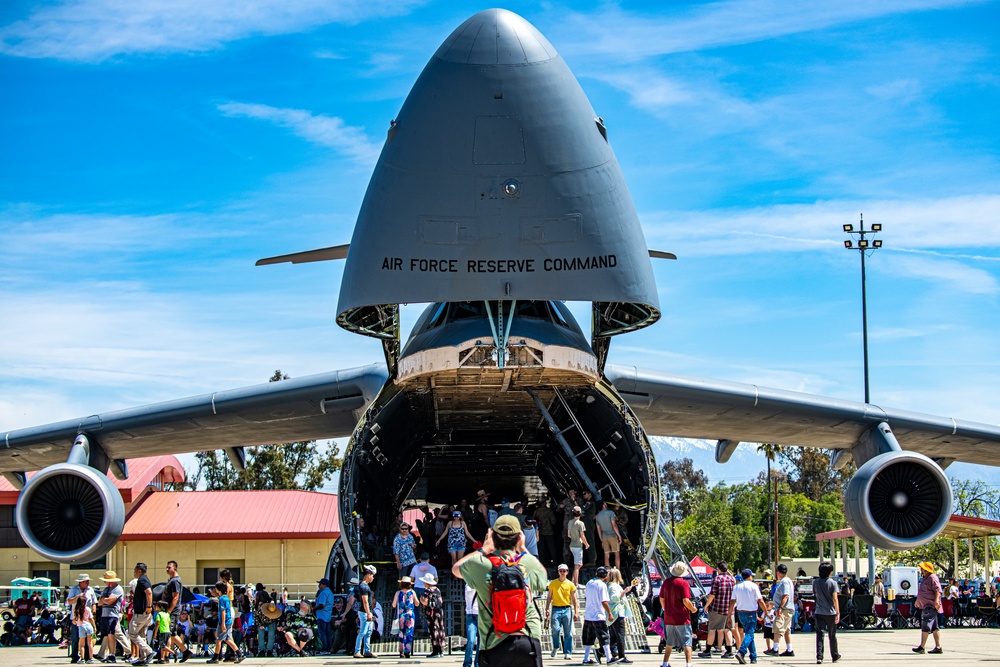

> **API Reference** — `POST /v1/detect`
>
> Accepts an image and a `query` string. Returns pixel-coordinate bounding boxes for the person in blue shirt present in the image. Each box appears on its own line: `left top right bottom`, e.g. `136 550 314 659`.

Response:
314 578 335 655
208 582 244 664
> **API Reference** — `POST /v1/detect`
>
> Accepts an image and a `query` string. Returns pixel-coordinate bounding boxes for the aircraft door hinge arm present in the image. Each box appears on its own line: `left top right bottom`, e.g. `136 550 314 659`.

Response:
526 387 599 498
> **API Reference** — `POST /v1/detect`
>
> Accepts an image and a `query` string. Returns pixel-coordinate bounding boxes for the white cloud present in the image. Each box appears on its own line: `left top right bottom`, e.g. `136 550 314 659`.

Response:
0 0 426 62
886 254 999 294
553 0 985 60
866 78 923 103
217 102 381 168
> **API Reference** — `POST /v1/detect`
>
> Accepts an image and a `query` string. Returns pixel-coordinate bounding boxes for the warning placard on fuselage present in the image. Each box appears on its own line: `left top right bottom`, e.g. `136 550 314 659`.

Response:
382 255 618 273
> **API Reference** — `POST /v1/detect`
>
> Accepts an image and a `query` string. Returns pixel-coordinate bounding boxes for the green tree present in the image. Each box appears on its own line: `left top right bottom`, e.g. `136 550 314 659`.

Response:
190 370 343 491
676 485 742 566
780 446 854 502
660 457 709 529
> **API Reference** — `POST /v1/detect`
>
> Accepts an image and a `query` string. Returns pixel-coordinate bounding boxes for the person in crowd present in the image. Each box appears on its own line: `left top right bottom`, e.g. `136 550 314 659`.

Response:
582 566 613 665
277 602 315 657
812 561 840 664
658 561 697 667
159 561 191 663
533 498 558 568
419 574 446 658
454 515 548 667
595 502 623 568
13 591 33 635
392 576 420 658
523 518 539 558
437 510 476 566
73 595 96 664
699 561 735 659
68 573 99 664
765 563 795 657
353 565 378 659
759 599 776 654
394 523 418 576
545 564 578 659
207 581 244 665
568 507 589 586
870 575 885 605
254 583 277 657
560 489 579 561
151 601 172 664
314 577 335 655
410 552 438 634
463 583 479 667
580 491 598 566
730 569 767 665
128 563 155 666
913 561 944 655
96 571 132 662
193 616 208 648
34 609 58 644
472 491 492 543
607 568 635 664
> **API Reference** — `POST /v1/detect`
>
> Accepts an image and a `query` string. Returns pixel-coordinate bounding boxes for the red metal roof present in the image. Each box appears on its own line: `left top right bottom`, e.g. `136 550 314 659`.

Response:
816 514 1000 542
122 490 340 540
0 455 185 504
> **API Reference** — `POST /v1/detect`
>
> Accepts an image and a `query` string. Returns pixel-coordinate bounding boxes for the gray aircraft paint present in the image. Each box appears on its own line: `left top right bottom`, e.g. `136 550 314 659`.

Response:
336 9 659 335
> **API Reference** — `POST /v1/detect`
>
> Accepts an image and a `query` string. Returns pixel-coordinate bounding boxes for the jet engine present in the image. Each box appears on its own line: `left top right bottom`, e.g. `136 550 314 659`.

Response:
844 450 952 551
15 463 125 564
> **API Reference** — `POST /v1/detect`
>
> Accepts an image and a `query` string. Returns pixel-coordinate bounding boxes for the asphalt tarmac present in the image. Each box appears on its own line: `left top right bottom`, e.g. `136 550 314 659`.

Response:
6 628 998 667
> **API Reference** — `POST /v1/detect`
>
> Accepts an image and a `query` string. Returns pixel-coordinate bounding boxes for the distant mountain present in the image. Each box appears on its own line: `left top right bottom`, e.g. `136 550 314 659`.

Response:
648 436 1000 489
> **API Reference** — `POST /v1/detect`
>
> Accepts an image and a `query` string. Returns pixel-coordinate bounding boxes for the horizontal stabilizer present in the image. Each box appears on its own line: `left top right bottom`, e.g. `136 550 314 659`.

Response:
648 249 677 260
256 243 349 266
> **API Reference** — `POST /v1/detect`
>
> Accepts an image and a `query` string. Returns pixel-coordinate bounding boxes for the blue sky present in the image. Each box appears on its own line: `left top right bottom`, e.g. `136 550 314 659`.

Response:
2 0 999 488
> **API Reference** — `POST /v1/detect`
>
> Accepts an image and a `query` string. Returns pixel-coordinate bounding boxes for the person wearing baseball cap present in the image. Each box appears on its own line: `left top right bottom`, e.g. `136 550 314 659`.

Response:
545 564 578 659
913 562 944 655
453 514 547 667
582 566 613 665
315 577 335 654
353 566 378 658
730 569 767 664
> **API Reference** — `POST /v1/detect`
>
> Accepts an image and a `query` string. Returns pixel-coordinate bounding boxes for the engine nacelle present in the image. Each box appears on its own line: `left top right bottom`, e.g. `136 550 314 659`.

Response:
844 451 952 551
15 463 125 564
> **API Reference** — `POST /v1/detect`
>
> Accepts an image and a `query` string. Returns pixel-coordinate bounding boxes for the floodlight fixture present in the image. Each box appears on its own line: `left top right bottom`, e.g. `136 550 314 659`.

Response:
843 224 854 232
859 240 869 249
872 224 882 232
873 239 882 248
844 240 853 248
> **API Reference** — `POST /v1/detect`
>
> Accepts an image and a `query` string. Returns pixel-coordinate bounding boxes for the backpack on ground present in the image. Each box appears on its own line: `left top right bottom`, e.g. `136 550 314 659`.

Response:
487 551 529 635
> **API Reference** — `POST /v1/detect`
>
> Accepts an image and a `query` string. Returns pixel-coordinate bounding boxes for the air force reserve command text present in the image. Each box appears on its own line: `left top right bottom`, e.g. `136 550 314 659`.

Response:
382 255 618 273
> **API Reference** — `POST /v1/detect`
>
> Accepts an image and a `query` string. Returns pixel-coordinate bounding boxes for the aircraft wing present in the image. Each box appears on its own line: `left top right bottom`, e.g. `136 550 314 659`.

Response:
605 364 1000 466
0 364 388 474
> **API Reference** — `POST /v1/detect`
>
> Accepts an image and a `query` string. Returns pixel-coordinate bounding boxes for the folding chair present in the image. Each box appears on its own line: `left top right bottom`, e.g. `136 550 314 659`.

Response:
852 595 876 629
873 604 889 629
891 603 911 629
940 598 954 628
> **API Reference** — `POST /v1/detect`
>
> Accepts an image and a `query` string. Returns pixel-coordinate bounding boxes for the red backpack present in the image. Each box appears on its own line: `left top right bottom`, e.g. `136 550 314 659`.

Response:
487 552 529 635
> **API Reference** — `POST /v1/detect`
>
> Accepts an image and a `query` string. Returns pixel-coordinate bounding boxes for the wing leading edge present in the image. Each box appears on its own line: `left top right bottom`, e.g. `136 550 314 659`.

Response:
606 364 1000 467
0 364 388 474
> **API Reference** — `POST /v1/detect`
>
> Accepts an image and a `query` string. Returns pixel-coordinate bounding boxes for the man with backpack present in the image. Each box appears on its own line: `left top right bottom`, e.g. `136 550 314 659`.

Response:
453 514 548 667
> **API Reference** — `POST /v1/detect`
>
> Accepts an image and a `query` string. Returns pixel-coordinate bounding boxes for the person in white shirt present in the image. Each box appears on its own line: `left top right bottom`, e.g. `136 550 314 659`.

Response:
582 567 612 665
463 584 479 667
729 569 767 665
409 554 438 634
766 564 795 657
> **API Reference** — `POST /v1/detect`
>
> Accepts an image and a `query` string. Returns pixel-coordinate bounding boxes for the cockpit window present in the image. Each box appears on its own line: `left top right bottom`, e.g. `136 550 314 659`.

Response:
514 301 551 320
550 302 570 327
426 303 448 329
449 302 484 321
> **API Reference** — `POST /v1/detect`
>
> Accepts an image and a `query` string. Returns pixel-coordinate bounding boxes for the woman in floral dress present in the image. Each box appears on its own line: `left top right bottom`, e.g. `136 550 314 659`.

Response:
392 576 420 658
419 573 446 657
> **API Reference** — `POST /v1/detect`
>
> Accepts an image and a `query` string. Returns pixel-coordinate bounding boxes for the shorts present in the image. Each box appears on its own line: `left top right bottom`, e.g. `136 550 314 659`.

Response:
762 626 773 640
77 623 95 638
217 627 231 643
570 547 584 565
170 611 182 635
582 620 610 646
772 608 793 637
99 616 120 635
707 610 730 631
601 537 620 552
920 606 939 633
662 623 692 648
156 635 170 651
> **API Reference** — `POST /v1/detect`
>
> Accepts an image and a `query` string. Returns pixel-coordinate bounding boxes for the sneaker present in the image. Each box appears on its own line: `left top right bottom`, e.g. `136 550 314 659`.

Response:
832 655 841 663
564 654 572 660
780 650 795 657
763 649 779 656
235 653 246 664
913 647 925 654
619 659 633 664
721 650 733 659
364 653 378 658
106 658 118 664
582 661 598 665
353 654 364 659
735 652 747 665
817 661 823 665
552 651 558 659
206 658 220 665
928 647 943 655
179 651 193 664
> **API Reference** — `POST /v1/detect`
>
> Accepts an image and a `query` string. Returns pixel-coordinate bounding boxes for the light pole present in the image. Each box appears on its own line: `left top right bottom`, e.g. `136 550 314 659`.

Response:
842 213 883 585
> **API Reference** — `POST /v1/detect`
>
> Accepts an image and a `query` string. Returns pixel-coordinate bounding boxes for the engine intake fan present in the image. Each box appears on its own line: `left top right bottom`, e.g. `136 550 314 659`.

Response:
15 463 125 564
844 451 952 551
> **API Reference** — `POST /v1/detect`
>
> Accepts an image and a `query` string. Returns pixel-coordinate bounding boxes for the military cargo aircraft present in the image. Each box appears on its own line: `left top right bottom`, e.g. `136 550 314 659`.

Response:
3 10 1000 576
